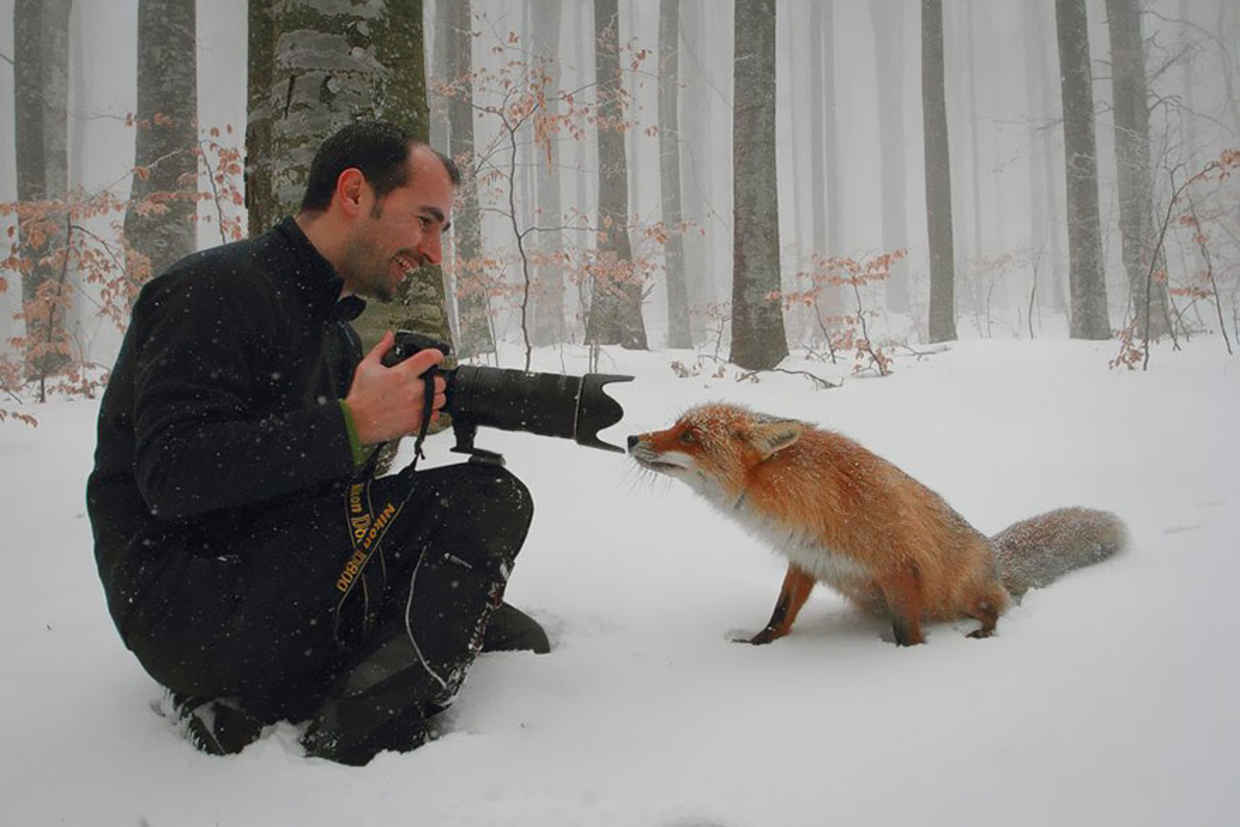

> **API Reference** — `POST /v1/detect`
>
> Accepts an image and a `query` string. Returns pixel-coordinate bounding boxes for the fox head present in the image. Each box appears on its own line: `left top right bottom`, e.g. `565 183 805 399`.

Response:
626 403 805 502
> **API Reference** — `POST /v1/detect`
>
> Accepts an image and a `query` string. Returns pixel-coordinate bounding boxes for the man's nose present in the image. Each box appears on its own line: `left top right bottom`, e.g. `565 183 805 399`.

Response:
418 232 443 267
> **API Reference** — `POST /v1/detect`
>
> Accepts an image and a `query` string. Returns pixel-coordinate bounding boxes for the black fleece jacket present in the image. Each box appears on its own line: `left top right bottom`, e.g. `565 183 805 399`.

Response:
87 217 366 640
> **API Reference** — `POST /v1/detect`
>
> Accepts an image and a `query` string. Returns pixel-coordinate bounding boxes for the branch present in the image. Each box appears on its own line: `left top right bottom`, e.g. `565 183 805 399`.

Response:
766 367 840 389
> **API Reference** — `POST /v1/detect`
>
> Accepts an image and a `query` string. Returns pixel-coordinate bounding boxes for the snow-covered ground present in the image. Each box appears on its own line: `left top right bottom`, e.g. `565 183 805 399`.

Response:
3 335 1237 826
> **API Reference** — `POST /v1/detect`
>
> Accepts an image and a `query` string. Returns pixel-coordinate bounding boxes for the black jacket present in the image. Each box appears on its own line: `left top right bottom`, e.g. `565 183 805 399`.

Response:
87 217 365 642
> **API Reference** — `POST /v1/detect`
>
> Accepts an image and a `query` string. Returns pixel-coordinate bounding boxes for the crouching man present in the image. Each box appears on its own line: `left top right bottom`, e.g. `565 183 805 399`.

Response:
87 121 548 765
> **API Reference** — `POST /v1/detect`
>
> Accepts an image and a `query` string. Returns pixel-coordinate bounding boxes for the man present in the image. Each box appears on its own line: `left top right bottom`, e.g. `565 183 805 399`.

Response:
87 121 547 765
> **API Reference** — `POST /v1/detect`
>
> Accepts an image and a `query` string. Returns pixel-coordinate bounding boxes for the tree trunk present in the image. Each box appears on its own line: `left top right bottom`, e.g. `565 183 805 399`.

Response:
443 0 492 359
124 0 198 283
428 0 451 161
530 0 566 347
428 0 454 345
1027 0 1068 315
869 0 909 313
966 0 983 266
822 0 841 267
808 2 826 260
13 0 71 309
244 1 276 235
245 0 450 353
921 0 957 342
1106 0 1170 338
679 0 714 344
659 0 690 349
13 0 71 375
730 0 787 370
586 0 648 349
1055 0 1111 339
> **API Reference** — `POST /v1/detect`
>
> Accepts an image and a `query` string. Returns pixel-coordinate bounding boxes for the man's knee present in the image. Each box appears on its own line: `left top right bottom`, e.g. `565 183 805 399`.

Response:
429 462 534 548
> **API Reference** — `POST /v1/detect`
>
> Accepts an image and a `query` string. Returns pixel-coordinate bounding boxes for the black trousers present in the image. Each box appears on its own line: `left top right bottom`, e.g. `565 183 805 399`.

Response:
125 462 534 723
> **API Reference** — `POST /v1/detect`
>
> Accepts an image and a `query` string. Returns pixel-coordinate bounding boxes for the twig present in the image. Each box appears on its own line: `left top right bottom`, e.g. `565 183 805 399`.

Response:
767 368 840 389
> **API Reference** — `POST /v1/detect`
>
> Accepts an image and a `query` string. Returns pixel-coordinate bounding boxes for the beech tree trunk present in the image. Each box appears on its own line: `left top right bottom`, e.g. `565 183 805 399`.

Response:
1027 0 1068 315
1106 0 1170 337
1055 0 1111 339
444 0 492 359
13 0 71 375
870 0 910 313
13 0 71 311
730 0 787 370
245 0 450 352
679 0 715 344
123 0 198 282
586 0 648 349
922 0 957 342
659 0 690 349
530 0 567 347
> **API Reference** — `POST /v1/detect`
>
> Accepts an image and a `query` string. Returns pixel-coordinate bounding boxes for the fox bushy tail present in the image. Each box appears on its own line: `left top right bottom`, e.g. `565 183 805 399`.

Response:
991 507 1128 599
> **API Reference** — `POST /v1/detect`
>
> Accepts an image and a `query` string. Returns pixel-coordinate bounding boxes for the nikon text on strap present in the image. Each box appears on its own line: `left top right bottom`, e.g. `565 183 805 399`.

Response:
331 370 438 645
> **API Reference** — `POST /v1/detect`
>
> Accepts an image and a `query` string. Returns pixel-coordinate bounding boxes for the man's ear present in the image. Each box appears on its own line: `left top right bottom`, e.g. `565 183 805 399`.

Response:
334 168 367 217
748 420 803 460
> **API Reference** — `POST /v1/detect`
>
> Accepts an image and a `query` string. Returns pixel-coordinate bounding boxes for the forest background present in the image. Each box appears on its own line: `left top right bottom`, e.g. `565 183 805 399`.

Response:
1 0 1237 409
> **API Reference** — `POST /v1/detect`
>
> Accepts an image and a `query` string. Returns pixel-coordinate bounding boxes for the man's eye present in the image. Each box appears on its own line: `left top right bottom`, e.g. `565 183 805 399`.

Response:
417 216 431 229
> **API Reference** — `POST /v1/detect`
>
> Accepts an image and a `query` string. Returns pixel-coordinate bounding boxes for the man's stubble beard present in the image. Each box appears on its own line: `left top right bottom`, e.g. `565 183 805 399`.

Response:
341 235 398 302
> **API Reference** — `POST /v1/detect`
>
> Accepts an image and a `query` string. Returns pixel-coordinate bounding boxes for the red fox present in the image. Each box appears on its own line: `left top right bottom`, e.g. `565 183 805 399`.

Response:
627 403 1127 646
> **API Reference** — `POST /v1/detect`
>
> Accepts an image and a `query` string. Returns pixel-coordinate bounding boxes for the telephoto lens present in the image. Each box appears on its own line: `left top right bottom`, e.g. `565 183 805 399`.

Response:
384 331 632 453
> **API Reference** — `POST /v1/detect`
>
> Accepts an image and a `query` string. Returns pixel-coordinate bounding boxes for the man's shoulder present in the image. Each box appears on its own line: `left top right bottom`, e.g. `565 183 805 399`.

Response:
139 233 282 309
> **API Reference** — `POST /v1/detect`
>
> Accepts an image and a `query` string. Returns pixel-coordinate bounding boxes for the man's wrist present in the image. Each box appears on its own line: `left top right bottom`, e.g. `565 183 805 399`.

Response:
338 399 372 468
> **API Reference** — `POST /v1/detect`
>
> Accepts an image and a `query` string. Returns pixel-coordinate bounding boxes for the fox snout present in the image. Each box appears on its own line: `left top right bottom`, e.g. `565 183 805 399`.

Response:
626 434 641 452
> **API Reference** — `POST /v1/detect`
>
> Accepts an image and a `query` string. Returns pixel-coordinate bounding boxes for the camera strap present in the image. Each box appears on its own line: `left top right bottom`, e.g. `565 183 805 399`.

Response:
332 372 437 646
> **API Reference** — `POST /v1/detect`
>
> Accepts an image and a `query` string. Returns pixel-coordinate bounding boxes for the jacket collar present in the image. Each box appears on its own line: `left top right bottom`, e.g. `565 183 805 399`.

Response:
272 216 367 322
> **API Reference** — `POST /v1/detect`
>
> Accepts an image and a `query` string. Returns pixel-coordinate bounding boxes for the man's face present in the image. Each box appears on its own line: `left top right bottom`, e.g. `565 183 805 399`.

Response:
340 145 454 301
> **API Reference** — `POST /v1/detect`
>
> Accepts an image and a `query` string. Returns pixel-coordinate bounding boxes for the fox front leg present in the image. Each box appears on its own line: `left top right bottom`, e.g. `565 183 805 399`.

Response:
735 563 815 645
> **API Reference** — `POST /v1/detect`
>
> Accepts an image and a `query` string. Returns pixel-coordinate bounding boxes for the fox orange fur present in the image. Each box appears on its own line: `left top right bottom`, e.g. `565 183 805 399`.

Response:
627 403 1126 646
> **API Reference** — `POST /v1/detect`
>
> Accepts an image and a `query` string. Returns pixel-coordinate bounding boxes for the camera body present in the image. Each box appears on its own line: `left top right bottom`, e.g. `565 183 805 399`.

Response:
382 330 632 462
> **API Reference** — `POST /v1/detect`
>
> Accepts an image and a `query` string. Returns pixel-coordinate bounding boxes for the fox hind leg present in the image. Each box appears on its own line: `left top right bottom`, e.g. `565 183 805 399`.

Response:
877 566 926 646
965 585 1006 639
738 563 815 645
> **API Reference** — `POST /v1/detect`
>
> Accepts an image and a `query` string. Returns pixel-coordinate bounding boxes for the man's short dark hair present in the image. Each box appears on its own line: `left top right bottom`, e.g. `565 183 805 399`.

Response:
300 121 461 212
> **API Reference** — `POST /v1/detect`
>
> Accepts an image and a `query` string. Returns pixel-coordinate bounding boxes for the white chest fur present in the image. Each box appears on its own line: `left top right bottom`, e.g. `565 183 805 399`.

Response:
687 473 869 587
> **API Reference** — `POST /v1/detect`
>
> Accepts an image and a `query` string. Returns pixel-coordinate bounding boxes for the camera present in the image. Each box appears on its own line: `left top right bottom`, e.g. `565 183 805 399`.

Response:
382 330 632 463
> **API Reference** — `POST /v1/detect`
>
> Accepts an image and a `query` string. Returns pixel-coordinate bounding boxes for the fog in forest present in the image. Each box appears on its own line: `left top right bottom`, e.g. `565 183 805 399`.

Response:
1 0 1237 373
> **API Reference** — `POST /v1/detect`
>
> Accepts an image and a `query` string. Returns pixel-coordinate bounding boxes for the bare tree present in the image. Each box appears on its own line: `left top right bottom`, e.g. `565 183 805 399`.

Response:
1106 0 1171 338
13 0 72 366
1026 0 1068 316
869 0 910 313
529 0 567 347
922 0 957 342
678 0 719 344
659 0 690 349
730 0 787 369
1055 0 1111 339
443 0 492 359
586 0 648 349
123 0 198 281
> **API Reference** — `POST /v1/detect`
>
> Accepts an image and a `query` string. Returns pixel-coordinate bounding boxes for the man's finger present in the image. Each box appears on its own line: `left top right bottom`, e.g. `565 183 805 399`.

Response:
394 347 445 377
363 330 396 364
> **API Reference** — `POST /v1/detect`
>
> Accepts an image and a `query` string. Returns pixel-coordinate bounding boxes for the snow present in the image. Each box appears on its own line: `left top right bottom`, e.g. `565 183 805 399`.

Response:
3 336 1239 826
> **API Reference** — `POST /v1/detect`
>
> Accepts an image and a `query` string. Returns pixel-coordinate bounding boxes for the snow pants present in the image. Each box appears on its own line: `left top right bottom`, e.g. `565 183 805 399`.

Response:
123 461 536 726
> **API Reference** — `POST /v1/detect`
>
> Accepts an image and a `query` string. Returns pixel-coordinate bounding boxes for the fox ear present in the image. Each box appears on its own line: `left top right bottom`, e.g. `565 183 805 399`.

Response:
749 420 803 459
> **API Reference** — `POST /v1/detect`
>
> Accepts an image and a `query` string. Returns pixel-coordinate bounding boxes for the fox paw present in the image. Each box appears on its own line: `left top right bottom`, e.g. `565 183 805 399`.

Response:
733 628 779 645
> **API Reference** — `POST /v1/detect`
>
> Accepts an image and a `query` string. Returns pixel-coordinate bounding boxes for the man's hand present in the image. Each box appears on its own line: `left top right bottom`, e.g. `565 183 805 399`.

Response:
344 330 447 445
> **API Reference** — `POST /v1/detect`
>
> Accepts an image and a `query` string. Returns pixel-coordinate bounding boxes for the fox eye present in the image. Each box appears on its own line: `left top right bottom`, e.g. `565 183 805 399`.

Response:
679 430 696 444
